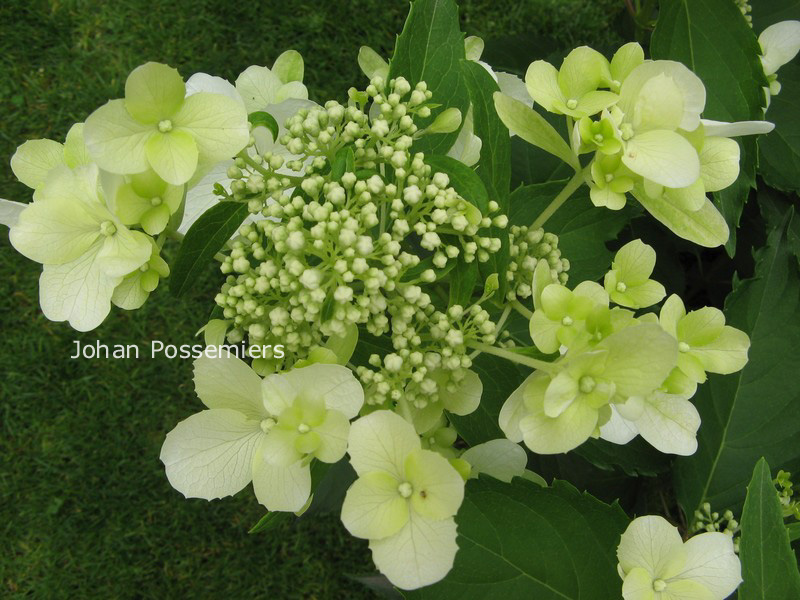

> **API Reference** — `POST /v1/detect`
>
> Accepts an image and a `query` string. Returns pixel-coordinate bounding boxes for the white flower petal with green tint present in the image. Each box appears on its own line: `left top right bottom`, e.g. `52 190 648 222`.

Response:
574 90 619 117
699 119 774 137
160 408 262 500
185 73 244 107
618 280 667 309
357 46 390 80
543 371 579 418
275 363 364 419
111 271 150 311
173 92 249 164
313 409 350 463
496 72 532 108
599 405 639 444
124 62 186 124
405 448 464 520
499 374 542 443
10 139 65 189
272 49 305 83
633 188 729 248
251 438 311 512
678 307 725 345
368 512 458 590
659 294 685 336
438 369 482 416
276 81 308 103
0 199 26 228
635 393 700 455
235 65 284 113
446 107 482 166
145 130 199 185
464 35 484 61
613 239 656 284
558 46 611 100
461 439 527 482
675 532 742 598
699 137 740 192
95 227 152 277
662 579 716 600
690 326 750 375
601 324 678 399
759 20 800 76
520 395 600 454
260 427 303 467
38 246 119 331
621 566 657 600
341 470 409 540
525 60 564 113
193 354 266 419
634 73 687 132
348 411 420 479
623 130 700 188
611 42 645 85
84 99 152 174
529 307 562 354
665 178 706 212
63 123 91 168
617 515 686 577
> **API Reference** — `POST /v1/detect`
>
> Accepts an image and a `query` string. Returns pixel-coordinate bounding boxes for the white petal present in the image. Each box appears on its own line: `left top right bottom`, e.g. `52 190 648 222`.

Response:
461 439 527 482
700 118 774 137
159 408 262 500
185 73 244 108
699 137 740 193
174 93 249 164
496 72 533 108
279 363 364 419
675 532 742 598
10 139 65 190
635 393 700 455
341 470 408 540
439 369 482 416
193 354 266 419
617 515 686 577
759 20 800 76
251 439 311 512
369 512 458 590
235 65 282 113
498 373 540 443
179 160 232 234
348 410 420 479
623 130 700 188
0 199 27 228
599 404 639 444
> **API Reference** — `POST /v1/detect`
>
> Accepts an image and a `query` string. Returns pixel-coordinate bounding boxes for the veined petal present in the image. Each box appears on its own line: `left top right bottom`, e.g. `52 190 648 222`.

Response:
446 107 482 166
529 309 561 354
368 512 458 590
114 182 152 225
617 280 666 309
235 65 283 112
348 410 420 479
599 405 639 444
659 295 686 337
261 427 303 467
173 92 249 164
617 515 686 577
759 20 800 76
678 307 725 345
341 470 408 540
84 99 152 174
0 199 27 228
633 189 729 248
145 130 199 186
496 72 533 108
519 395 599 454
313 409 350 463
613 239 657 284
95 227 152 277
623 130 700 188
438 369 482 416
699 137 740 192
573 90 619 118
111 271 150 311
635 393 700 455
634 73 686 132
275 81 309 103
405 448 464 520
273 49 305 83
251 438 311 512
611 42 645 85
665 178 706 213
661 579 715 600
179 160 232 234
277 363 364 419
543 371 579 418
691 326 749 375
159 408 262 500
63 123 91 168
525 60 564 113
600 324 678 399
699 119 774 137
10 139 65 189
622 567 657 600
499 373 543 443
357 46 390 80
558 46 611 99
125 62 186 124
461 439 527 482
194 354 266 419
675 532 742 598
185 73 243 106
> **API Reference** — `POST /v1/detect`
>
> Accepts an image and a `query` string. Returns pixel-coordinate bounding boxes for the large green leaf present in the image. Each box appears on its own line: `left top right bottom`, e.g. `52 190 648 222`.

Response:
750 0 800 32
389 0 468 155
738 458 800 599
461 59 511 299
403 478 629 600
509 182 637 282
573 437 671 478
651 0 767 255
759 64 800 193
448 258 479 308
170 201 249 296
674 212 800 515
425 154 489 214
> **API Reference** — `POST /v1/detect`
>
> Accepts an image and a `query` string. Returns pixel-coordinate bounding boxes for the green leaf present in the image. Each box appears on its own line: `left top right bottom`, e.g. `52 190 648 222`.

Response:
493 92 579 170
449 354 525 446
330 146 355 181
651 0 767 255
403 478 629 600
573 437 672 478
400 255 456 283
389 0 469 155
788 522 800 542
248 510 290 534
750 0 800 32
759 64 800 193
448 258 478 308
509 181 638 282
461 59 512 300
738 458 800 599
674 212 800 515
248 111 279 143
424 154 488 214
170 201 249 296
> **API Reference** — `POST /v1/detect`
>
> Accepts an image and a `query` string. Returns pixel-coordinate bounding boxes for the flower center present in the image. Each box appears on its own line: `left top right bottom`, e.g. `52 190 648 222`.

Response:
398 482 413 498
260 418 276 433
616 282 627 293
653 579 667 592
678 341 691 353
99 220 116 236
579 376 596 394
158 119 173 133
561 316 573 326
297 423 310 434
150 196 162 206
620 123 634 140
566 98 578 110
593 133 605 144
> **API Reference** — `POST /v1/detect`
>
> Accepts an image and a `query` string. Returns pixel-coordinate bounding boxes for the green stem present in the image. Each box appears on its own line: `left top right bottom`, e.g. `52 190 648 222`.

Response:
511 300 533 320
531 166 589 230
467 341 554 373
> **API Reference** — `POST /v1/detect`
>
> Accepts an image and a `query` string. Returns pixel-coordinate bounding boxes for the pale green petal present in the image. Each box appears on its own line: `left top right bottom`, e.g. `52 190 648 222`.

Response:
405 448 464 520
635 393 700 455
125 62 186 124
573 280 609 305
613 239 656 284
111 271 150 310
529 309 561 354
634 73 686 131
543 371 579 418
611 42 645 85
10 139 65 189
678 307 725 345
496 72 532 108
410 399 444 435
0 199 26 228
590 185 627 210
461 439 527 482
678 352 708 384
558 46 611 99
622 567 656 600
446 107 482 166
499 374 543 443
179 160 232 234
623 130 700 188
616 280 666 309
159 408 262 500
251 438 311 511
313 409 350 463
341 470 408 540
699 119 774 137
145 130 199 186
633 190 729 248
114 183 151 225
676 532 742 598
174 92 249 164
599 405 639 444
84 99 152 174
261 373 298 416
759 20 800 76
661 579 715 600
540 283 572 319
95 227 151 277
600 324 678 398
236 65 283 112
525 60 564 113
276 363 364 419
369 512 458 590
140 203 171 235
275 81 309 104
262 426 304 467
573 90 619 117
348 410 420 479
272 49 304 83
532 258 553 310
617 515 686 577
38 246 119 331
699 137 740 192
464 36 484 61
519 395 599 454
439 369 482 416
185 73 243 106
660 294 686 337
193 354 266 419
665 178 706 213
357 46 390 79
691 326 749 375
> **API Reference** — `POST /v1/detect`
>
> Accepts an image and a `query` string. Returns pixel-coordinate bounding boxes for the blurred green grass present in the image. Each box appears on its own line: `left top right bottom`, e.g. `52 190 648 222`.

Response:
0 0 624 597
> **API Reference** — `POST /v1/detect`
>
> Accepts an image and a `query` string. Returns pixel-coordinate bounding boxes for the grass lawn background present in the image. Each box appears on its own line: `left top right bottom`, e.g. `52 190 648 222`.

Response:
0 1 623 597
